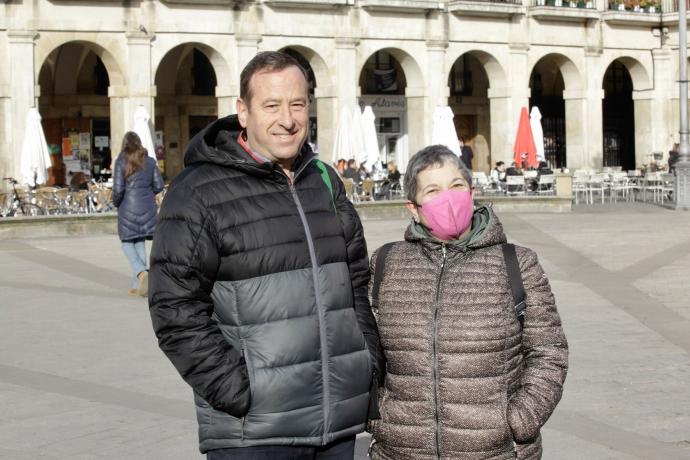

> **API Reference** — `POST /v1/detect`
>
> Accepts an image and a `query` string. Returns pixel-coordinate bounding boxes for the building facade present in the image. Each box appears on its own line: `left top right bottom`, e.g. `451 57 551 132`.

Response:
1 0 689 183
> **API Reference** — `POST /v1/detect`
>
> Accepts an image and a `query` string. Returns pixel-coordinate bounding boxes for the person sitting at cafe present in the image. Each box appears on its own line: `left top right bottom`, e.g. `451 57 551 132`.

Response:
375 161 402 200
505 162 522 177
490 161 506 191
343 159 361 183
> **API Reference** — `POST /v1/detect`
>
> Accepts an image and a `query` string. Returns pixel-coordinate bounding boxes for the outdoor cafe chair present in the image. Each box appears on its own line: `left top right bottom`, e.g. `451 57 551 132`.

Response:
587 173 608 204
660 173 675 205
472 172 491 195
536 174 555 195
572 175 589 204
505 175 525 196
358 179 376 202
342 178 358 204
35 187 60 215
642 172 662 203
609 172 632 202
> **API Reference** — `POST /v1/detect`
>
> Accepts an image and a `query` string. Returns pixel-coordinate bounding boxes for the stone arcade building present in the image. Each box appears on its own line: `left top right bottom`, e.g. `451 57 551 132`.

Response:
1 0 689 183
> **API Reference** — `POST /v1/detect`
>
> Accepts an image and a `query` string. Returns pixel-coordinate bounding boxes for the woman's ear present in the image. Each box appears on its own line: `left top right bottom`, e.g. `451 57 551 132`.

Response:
405 201 420 223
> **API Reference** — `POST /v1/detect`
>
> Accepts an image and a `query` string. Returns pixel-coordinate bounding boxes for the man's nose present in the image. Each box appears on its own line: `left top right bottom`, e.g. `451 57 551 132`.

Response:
277 105 295 130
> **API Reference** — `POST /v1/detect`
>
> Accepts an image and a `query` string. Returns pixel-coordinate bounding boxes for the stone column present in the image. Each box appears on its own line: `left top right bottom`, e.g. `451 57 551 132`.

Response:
652 48 674 155
506 43 530 167
335 37 359 112
315 86 336 163
632 90 654 168
216 85 238 118
124 31 156 146
6 30 38 182
584 49 604 170
488 87 514 166
406 87 426 166
108 85 128 163
563 90 589 169
426 40 449 146
236 35 262 89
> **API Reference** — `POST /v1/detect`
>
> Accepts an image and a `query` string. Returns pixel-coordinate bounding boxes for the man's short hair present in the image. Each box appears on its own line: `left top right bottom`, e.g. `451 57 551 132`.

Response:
240 51 309 104
404 144 473 203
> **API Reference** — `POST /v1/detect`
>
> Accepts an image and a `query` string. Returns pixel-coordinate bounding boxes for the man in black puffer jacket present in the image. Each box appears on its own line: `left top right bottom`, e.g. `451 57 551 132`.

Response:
148 51 385 459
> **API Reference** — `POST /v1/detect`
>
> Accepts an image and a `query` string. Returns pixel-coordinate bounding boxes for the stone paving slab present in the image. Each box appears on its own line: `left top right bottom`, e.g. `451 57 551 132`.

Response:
0 203 689 459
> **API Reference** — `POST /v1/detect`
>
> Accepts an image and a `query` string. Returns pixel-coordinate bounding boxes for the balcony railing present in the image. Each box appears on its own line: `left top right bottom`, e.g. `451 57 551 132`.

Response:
533 0 597 7
605 0 662 12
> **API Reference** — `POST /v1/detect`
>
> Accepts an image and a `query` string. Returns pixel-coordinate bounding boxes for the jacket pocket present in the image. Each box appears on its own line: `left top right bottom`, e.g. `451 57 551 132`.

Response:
239 339 256 401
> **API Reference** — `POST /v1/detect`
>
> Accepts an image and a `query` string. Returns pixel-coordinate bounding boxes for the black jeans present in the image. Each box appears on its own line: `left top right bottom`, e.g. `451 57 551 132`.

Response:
206 435 356 460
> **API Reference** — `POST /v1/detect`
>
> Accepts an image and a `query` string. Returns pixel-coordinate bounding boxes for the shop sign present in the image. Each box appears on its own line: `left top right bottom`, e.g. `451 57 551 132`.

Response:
94 136 109 149
359 96 406 111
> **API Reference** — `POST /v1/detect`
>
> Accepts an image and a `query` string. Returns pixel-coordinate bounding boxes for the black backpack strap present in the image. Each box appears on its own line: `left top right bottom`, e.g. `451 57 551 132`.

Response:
502 243 526 327
371 242 397 308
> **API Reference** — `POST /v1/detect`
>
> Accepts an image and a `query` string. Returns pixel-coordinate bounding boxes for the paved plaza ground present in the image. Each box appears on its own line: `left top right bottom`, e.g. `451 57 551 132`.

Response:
1 202 689 459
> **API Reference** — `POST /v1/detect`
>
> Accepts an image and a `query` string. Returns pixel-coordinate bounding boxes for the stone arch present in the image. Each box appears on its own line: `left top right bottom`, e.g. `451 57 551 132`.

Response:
602 56 652 92
529 52 583 92
37 39 125 89
359 46 425 92
153 41 231 96
278 44 333 90
447 50 507 172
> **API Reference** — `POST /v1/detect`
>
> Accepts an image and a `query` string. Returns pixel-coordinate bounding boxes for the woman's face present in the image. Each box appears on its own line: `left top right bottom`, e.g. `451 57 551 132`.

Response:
406 161 472 225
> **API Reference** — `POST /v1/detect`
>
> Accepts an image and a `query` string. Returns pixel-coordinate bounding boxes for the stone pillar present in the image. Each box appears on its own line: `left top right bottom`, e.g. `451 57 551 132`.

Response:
506 44 530 167
108 85 128 163
315 87 336 163
406 88 426 167
216 86 238 118
6 31 38 182
124 31 156 145
652 48 674 155
0 84 11 188
426 40 449 146
632 90 654 168
562 90 589 169
583 49 604 170
488 87 514 166
335 37 359 111
236 35 262 88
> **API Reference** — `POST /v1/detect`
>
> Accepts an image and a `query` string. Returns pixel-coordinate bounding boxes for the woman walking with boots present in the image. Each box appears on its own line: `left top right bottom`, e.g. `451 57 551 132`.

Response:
112 131 164 296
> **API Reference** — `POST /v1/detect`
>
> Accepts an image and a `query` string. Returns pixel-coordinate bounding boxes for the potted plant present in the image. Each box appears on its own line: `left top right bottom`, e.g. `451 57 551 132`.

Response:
536 0 546 6
585 0 593 7
646 0 659 12
554 0 563 7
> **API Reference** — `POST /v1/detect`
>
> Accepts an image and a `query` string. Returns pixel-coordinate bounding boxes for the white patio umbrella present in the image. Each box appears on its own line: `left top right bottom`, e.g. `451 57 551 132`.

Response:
20 107 52 186
332 105 354 164
350 105 367 166
133 105 157 160
361 106 380 170
431 106 462 157
530 106 546 163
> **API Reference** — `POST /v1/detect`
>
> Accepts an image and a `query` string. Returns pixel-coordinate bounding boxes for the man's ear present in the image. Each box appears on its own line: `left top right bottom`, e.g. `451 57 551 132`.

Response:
236 98 249 128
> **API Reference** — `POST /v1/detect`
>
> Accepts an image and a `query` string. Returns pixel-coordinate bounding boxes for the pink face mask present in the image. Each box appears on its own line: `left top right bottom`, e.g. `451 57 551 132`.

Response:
418 189 474 241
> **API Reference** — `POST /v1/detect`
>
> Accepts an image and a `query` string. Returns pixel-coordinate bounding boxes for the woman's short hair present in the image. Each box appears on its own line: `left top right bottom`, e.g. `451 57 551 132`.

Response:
404 144 472 202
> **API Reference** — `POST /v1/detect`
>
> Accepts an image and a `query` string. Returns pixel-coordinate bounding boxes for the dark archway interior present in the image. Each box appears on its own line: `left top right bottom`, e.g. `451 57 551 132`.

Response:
603 61 635 170
530 60 566 168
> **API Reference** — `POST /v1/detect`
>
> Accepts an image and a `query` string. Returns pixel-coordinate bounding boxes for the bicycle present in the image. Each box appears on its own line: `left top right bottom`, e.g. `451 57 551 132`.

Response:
1 177 45 217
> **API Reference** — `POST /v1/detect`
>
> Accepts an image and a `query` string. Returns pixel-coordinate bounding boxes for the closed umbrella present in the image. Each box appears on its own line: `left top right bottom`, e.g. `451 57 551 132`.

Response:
20 107 52 186
431 106 462 157
361 106 380 170
513 106 537 169
332 105 353 164
350 105 367 165
530 106 546 163
133 105 157 160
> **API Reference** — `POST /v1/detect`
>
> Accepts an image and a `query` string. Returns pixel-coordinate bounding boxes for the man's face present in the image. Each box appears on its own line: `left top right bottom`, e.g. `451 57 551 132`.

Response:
236 66 309 166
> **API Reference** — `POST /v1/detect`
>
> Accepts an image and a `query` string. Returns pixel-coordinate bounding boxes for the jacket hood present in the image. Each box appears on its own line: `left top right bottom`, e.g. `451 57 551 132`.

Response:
183 115 314 176
405 204 507 251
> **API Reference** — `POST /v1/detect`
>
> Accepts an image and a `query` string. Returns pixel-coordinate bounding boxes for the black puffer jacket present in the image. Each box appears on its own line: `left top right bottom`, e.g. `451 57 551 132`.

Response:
112 154 164 242
148 115 385 453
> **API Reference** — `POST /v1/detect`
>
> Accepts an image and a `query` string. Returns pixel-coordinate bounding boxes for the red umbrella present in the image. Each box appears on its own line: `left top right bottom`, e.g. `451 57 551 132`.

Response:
513 106 537 169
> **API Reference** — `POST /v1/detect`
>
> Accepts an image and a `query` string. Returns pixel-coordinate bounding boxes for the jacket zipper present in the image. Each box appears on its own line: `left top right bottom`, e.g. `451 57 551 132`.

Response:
240 339 247 441
432 244 447 459
287 179 331 444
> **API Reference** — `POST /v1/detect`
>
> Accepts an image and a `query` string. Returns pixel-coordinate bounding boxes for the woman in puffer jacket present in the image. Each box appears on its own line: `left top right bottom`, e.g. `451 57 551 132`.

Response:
368 145 568 460
112 131 164 297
